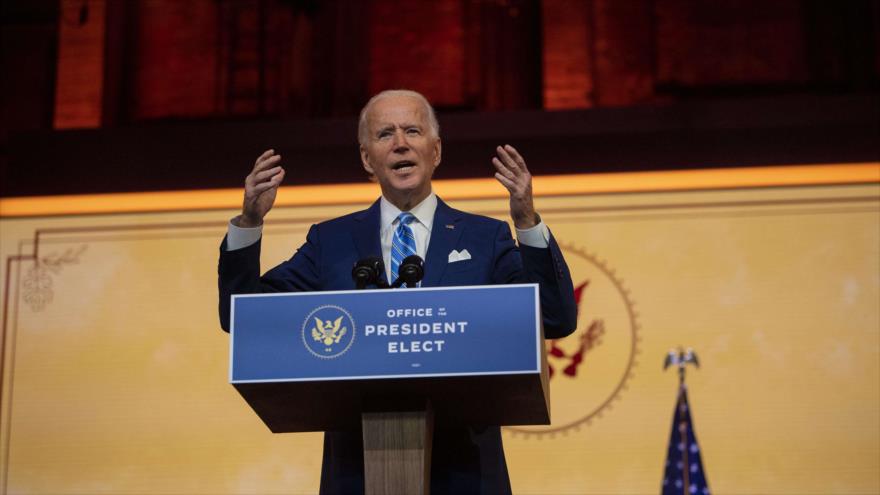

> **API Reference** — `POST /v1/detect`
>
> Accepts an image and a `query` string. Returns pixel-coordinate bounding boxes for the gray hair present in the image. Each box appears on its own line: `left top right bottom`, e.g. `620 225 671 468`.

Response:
357 89 440 147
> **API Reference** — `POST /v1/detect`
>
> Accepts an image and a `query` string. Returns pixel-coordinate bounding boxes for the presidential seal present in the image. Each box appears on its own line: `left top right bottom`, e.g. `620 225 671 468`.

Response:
301 305 356 359
507 244 640 437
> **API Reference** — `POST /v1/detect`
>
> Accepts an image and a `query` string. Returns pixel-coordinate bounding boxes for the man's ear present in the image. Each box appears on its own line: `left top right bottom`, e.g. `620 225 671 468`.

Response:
360 145 374 175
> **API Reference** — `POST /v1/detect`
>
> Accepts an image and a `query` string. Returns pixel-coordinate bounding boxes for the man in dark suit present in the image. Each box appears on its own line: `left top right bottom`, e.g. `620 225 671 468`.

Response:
219 89 577 494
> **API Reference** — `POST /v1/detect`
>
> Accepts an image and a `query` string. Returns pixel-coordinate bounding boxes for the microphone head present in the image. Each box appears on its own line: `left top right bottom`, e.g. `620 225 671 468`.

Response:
352 257 385 289
398 255 424 287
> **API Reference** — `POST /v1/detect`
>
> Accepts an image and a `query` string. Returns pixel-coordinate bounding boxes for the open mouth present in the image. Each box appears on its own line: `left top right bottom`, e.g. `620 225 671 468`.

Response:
392 160 416 172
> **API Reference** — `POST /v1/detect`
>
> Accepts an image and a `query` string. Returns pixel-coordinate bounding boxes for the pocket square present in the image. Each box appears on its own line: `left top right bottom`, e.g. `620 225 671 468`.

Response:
448 249 472 263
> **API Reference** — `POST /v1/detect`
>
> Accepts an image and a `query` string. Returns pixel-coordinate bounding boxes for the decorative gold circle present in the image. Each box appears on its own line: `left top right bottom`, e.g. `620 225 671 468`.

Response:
507 244 640 437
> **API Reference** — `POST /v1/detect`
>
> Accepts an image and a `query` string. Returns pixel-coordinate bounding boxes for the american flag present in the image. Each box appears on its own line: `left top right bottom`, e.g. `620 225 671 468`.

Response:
661 384 710 495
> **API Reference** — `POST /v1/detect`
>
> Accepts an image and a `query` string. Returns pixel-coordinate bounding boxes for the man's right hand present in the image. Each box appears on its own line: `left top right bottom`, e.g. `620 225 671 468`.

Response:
237 149 285 227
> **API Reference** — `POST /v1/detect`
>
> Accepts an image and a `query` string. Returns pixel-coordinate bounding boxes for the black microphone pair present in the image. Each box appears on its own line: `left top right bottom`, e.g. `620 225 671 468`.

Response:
351 256 424 289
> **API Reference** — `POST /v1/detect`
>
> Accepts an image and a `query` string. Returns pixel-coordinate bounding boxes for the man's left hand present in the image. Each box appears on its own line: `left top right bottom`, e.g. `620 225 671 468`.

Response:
492 144 538 229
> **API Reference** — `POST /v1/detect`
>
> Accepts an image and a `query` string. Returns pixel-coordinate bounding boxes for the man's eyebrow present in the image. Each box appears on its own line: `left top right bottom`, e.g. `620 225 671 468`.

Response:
375 124 395 134
375 123 421 134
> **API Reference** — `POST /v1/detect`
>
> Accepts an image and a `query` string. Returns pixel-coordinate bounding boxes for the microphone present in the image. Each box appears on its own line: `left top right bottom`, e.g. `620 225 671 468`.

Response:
352 257 386 289
391 255 424 288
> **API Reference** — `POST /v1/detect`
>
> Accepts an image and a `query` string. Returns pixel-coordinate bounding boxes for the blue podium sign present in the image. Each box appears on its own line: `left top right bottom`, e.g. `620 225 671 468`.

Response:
231 284 540 383
229 284 549 432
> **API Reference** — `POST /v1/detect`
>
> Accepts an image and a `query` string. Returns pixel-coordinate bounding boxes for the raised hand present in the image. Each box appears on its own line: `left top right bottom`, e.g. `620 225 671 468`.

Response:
239 149 285 227
492 144 538 229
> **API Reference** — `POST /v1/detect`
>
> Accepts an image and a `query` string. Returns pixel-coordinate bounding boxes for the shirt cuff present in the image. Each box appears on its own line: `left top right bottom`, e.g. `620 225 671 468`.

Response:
226 217 263 251
515 221 550 248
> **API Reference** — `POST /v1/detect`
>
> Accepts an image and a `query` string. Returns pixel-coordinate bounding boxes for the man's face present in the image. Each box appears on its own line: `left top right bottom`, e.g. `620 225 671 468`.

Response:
360 95 441 208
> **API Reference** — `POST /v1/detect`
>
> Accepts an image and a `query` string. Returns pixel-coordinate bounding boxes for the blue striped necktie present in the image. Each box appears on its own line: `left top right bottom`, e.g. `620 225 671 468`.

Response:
391 212 417 287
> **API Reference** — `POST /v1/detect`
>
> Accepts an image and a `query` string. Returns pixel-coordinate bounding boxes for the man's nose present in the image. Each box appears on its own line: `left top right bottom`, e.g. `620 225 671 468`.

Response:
391 129 410 152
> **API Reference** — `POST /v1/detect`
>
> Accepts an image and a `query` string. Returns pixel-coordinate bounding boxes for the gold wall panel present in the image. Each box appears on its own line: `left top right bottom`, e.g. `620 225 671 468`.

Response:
1 167 877 494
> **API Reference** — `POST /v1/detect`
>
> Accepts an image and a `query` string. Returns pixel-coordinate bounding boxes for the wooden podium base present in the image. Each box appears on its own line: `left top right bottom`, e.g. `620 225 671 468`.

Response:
362 404 434 495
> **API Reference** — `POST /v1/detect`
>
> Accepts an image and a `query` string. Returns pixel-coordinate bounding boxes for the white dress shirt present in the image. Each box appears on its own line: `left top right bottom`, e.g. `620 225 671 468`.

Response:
226 191 551 282
379 194 435 282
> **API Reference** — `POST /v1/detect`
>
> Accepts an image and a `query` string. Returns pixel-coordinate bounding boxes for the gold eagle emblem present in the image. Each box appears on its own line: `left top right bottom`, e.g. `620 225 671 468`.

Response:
311 316 347 346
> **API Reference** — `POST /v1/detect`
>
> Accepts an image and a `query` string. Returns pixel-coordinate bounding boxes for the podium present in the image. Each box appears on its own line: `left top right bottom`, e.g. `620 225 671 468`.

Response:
230 284 550 494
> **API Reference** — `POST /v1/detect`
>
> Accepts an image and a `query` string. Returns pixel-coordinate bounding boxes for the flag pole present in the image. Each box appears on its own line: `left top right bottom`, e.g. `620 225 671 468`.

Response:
662 347 707 495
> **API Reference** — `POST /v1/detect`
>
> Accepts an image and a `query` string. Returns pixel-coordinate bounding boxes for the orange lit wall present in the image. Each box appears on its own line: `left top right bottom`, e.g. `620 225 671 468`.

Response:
53 0 105 129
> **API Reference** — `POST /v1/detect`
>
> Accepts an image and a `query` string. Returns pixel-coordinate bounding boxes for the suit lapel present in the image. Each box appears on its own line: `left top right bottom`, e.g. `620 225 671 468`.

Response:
351 199 384 282
422 198 464 287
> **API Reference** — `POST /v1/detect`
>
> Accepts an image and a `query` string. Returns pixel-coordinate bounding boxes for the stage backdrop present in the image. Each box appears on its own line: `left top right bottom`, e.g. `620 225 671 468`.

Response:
1 164 878 494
